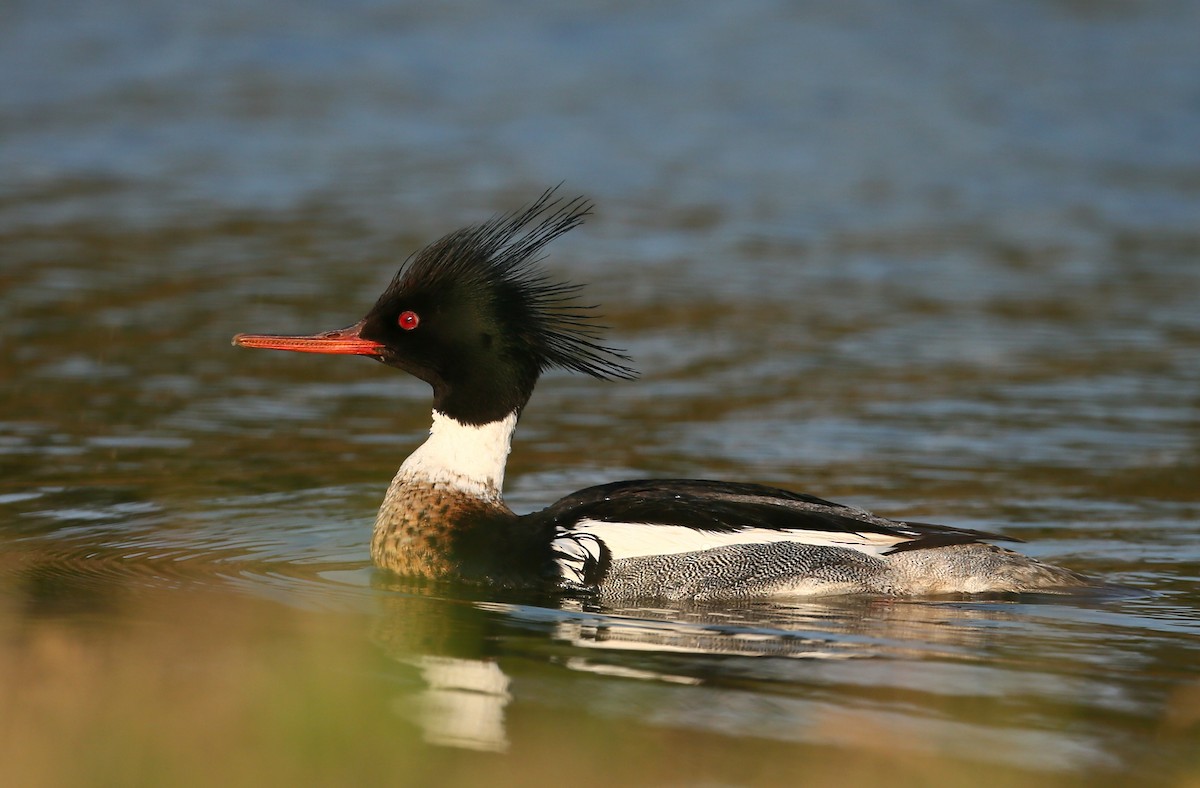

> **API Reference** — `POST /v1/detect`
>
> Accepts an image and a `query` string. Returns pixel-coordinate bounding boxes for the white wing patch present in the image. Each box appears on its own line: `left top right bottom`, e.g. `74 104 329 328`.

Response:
566 519 905 563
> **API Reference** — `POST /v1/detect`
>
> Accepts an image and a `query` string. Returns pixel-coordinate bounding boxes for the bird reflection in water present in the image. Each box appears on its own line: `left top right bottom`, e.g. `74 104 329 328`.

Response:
366 577 1088 752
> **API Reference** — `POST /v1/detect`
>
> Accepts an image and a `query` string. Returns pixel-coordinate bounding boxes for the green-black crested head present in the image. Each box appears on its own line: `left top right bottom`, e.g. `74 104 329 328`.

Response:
356 189 636 424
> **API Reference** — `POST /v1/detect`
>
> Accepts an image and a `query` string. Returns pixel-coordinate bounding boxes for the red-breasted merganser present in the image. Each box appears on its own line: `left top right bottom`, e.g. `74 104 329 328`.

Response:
233 191 1087 600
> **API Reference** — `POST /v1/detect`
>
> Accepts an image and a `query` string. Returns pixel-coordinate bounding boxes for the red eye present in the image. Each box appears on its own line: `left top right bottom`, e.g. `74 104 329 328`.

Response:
397 310 420 330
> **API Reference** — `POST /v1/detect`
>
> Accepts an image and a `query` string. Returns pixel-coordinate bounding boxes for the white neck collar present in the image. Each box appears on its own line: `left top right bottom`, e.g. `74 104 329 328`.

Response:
396 410 518 500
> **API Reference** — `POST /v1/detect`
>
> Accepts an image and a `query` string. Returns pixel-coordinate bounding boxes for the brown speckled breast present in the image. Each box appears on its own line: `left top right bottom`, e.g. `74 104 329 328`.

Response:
370 480 521 581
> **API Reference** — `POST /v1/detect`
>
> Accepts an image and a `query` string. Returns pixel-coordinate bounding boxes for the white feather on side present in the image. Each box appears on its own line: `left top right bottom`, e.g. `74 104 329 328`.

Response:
562 519 906 564
551 530 604 584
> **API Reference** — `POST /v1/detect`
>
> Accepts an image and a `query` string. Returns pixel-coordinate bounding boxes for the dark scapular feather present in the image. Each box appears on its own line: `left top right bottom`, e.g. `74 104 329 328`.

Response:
534 478 1021 554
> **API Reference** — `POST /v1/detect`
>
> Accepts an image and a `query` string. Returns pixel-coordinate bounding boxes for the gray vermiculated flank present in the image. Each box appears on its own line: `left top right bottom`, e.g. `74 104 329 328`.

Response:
597 542 1090 602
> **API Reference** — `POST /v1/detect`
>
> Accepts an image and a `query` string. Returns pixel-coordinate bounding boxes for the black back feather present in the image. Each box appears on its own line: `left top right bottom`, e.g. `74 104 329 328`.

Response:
534 478 1021 554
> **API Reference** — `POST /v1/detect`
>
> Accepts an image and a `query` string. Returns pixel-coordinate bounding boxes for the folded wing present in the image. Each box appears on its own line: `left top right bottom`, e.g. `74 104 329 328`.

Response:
537 479 1019 586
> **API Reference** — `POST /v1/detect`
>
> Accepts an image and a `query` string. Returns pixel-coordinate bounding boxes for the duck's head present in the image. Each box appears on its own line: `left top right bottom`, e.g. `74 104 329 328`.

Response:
234 190 635 425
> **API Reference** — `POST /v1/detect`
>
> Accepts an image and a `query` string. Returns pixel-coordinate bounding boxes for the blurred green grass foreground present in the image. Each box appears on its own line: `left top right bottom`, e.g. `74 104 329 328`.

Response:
1 572 1197 788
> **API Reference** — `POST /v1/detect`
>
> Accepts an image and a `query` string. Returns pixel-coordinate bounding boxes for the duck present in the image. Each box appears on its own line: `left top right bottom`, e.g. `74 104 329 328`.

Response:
233 190 1088 600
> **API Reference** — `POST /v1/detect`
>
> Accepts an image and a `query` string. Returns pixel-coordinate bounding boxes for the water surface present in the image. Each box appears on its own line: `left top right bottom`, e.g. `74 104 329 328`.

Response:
2 1 1199 784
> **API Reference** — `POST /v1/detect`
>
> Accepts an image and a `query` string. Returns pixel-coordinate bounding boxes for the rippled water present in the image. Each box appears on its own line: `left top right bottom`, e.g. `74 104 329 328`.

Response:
3 1 1199 784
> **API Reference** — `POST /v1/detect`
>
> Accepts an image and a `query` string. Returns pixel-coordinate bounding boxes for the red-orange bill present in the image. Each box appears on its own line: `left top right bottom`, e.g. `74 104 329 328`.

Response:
232 323 383 356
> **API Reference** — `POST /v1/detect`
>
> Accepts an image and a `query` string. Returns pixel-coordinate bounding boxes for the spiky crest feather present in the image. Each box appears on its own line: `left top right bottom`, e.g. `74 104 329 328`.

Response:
374 189 636 382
